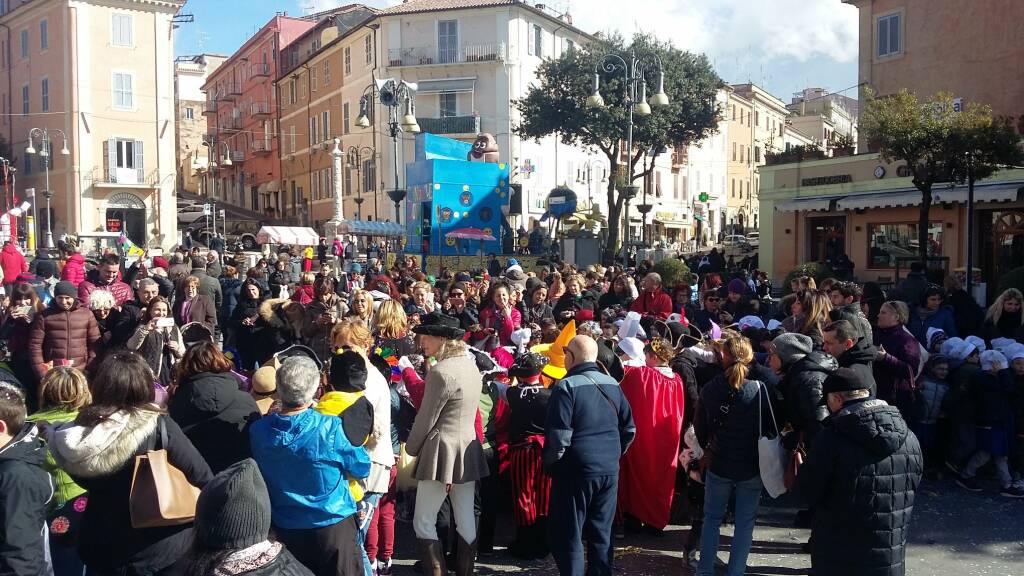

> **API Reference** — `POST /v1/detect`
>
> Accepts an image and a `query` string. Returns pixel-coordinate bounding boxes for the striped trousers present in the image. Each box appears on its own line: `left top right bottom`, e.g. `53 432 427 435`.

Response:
509 436 552 526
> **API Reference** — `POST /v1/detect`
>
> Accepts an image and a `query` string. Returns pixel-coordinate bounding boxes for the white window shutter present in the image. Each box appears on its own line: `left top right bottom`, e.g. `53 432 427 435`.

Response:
134 140 144 183
527 25 535 55
105 138 116 182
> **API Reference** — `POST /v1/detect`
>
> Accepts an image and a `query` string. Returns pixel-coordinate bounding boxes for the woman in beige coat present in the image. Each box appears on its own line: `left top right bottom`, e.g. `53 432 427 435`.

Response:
407 311 488 576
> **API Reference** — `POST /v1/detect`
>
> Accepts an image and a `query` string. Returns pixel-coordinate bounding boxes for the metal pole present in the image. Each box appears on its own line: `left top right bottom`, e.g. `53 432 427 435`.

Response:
965 161 975 300
622 56 635 269
42 135 54 249
391 118 401 225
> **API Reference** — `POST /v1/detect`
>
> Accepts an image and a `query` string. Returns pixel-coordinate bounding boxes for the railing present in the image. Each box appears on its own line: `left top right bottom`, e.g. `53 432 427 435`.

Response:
387 42 505 67
250 62 270 78
416 115 481 135
203 99 217 115
251 140 272 154
217 83 239 100
223 116 243 131
230 150 245 163
250 102 270 117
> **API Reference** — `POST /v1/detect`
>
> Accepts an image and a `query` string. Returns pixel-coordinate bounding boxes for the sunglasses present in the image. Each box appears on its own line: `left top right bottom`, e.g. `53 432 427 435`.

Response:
449 292 464 297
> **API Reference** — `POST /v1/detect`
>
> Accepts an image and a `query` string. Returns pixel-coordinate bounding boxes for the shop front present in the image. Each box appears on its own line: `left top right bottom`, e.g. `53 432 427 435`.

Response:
760 153 1024 301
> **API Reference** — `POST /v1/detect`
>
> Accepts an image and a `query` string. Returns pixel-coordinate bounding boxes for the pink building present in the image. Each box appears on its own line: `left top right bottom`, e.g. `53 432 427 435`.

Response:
201 15 314 218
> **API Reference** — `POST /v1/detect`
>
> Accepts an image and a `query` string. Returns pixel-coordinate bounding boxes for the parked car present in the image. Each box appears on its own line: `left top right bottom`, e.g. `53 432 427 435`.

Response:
177 204 207 225
745 232 760 248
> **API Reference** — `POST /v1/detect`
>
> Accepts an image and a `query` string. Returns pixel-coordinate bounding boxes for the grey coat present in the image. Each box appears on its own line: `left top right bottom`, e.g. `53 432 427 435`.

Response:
406 352 489 484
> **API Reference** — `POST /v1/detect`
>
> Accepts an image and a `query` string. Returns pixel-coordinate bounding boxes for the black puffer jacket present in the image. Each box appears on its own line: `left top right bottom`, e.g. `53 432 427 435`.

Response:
694 376 775 481
0 424 52 576
780 351 836 448
168 371 260 473
797 398 923 576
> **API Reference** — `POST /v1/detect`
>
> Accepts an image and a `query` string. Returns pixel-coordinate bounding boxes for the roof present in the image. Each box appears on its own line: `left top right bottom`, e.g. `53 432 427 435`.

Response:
380 0 517 15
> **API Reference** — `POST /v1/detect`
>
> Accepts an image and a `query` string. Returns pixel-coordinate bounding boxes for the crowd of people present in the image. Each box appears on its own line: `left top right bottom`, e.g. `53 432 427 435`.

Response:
1 235 1023 576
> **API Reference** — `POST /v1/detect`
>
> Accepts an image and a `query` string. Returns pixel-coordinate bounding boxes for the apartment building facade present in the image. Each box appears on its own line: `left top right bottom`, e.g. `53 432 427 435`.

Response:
276 7 378 227
0 0 183 249
201 15 314 217
175 53 225 196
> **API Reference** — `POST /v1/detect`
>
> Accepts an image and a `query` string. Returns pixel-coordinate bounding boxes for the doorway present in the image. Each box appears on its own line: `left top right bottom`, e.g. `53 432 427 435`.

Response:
806 216 847 264
105 192 147 246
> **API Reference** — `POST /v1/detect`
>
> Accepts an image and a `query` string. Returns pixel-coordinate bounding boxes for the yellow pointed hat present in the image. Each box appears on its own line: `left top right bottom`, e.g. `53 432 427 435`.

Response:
531 320 576 380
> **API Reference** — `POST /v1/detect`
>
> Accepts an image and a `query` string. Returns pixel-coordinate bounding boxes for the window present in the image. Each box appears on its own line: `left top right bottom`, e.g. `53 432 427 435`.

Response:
731 142 736 161
184 107 194 120
565 39 575 53
309 117 318 147
868 222 942 268
289 125 296 153
731 105 736 120
438 20 458 63
731 179 735 198
739 144 744 163
324 60 331 85
312 170 320 200
39 20 47 50
19 29 27 58
113 72 134 109
533 24 543 57
439 92 456 118
877 12 901 57
363 158 376 192
365 34 373 64
344 47 351 76
310 67 317 92
40 78 48 112
21 84 28 115
754 146 761 163
321 110 330 141
289 80 296 105
112 139 141 170
754 110 759 127
112 13 133 47
343 102 350 134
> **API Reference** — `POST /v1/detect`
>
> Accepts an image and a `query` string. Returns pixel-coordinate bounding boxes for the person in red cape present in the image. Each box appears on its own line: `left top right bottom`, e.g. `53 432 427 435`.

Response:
630 272 677 321
617 336 686 531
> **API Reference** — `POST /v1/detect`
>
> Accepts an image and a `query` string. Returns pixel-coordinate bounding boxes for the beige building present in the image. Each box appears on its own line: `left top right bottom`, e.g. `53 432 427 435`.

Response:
277 8 379 227
175 54 226 196
1 0 184 249
727 84 789 232
725 88 754 233
844 0 1024 150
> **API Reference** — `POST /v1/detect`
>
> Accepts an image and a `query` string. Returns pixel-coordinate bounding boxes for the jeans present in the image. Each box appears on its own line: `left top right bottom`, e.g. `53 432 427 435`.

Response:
356 493 382 576
698 471 762 576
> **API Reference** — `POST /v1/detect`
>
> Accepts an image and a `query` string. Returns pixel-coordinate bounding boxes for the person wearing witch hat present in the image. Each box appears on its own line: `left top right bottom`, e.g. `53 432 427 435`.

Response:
504 351 554 560
406 311 489 576
544 335 635 576
531 320 576 386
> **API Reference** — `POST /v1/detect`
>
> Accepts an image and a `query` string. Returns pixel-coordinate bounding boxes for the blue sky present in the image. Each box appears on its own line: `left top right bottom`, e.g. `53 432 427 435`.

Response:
175 0 858 103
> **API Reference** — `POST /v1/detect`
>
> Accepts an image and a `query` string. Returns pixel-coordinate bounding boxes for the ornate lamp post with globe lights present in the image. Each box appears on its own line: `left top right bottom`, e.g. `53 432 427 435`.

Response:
25 128 71 249
356 78 419 225
585 49 669 266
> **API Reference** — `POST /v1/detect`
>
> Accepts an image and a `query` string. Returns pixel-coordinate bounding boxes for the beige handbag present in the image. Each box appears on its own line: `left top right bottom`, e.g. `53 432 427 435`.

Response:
129 416 201 528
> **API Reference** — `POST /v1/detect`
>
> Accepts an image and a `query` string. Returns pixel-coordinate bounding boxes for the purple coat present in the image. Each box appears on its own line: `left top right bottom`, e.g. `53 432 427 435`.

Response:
873 324 923 406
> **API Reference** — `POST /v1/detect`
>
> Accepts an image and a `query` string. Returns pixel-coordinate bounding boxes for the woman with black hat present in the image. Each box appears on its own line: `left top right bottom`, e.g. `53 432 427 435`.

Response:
504 352 553 560
406 311 489 576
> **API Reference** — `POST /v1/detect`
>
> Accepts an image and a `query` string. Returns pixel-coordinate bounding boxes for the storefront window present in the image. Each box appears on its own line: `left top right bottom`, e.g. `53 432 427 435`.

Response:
868 222 943 268
807 216 847 263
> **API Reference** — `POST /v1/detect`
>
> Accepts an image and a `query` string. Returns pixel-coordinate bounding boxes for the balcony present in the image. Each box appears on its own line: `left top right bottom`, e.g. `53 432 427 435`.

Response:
417 115 481 135
250 101 270 119
387 42 505 67
218 82 240 101
223 116 243 131
230 150 246 163
250 62 270 78
251 140 272 156
202 100 217 116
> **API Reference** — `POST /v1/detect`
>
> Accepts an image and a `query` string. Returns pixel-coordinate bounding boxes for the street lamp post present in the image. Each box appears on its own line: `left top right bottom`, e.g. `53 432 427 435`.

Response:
585 48 669 267
347 145 375 221
356 78 419 225
25 128 70 250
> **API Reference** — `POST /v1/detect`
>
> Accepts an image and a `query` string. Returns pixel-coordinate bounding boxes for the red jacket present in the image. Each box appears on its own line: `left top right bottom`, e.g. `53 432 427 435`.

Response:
630 288 675 321
77 279 133 307
1 243 28 285
60 253 87 285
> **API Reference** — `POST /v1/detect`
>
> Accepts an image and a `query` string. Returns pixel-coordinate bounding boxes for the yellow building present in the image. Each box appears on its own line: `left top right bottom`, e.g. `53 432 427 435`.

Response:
1 0 184 249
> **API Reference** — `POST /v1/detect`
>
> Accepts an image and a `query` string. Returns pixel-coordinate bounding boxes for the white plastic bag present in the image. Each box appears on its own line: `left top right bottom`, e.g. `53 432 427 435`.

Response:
757 381 788 498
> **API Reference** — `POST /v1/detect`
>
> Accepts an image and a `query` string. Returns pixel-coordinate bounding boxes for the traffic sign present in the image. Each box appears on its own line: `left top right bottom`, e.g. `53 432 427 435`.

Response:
202 203 211 216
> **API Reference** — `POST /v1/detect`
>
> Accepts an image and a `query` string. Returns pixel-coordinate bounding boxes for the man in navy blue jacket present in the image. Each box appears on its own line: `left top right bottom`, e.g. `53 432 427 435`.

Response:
544 335 635 576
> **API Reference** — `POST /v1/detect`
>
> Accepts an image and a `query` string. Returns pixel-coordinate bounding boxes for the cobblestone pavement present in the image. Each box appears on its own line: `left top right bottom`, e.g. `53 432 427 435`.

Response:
385 474 1024 575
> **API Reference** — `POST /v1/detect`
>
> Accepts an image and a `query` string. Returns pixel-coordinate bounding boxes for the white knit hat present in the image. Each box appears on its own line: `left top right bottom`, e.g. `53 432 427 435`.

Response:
965 335 987 353
980 349 1008 371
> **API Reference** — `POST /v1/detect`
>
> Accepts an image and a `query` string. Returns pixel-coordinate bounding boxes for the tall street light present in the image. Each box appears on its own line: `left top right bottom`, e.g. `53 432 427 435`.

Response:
25 128 70 249
356 78 419 225
347 145 375 221
585 48 669 266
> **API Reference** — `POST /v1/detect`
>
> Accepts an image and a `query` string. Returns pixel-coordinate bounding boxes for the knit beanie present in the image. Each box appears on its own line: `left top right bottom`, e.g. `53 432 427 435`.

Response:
195 459 271 549
823 366 871 394
772 333 813 366
54 281 77 299
965 335 987 353
330 350 368 392
925 327 947 351
980 349 1007 372
727 278 747 295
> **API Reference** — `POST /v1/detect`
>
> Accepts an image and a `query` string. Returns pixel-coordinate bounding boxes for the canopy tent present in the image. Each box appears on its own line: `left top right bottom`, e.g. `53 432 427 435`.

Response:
338 219 405 237
256 226 320 246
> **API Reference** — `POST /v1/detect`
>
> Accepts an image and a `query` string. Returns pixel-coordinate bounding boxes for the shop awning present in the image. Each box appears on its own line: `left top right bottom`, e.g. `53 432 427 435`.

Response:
775 197 838 212
256 226 320 246
654 219 688 228
933 183 1022 204
836 191 921 210
338 220 405 237
415 78 477 94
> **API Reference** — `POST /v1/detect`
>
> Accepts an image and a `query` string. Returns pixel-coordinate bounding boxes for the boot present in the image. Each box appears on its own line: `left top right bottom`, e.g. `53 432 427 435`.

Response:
533 516 550 559
455 535 477 576
418 539 446 576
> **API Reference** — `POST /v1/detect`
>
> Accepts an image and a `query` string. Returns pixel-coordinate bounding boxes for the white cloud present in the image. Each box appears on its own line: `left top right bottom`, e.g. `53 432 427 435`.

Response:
568 0 858 64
